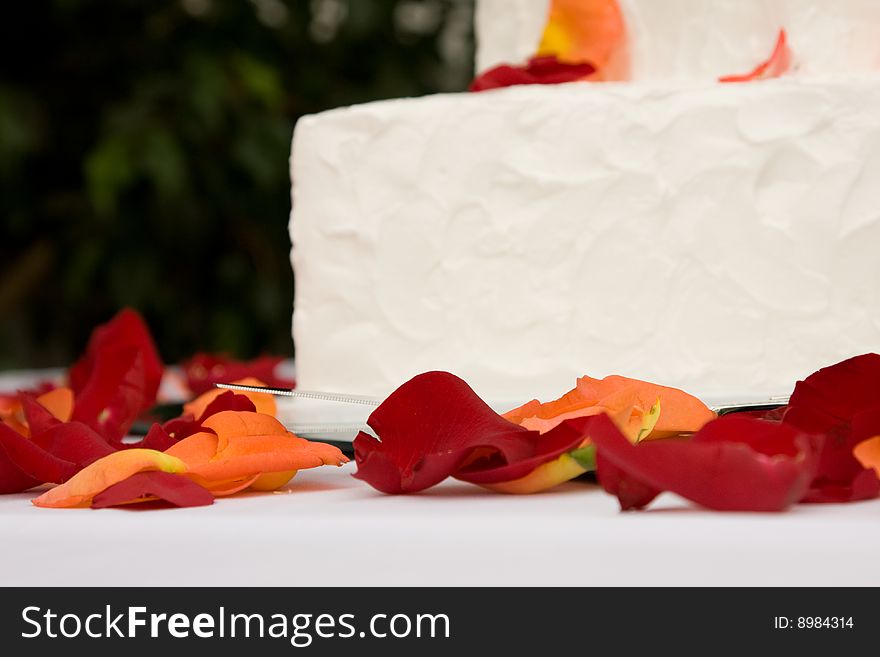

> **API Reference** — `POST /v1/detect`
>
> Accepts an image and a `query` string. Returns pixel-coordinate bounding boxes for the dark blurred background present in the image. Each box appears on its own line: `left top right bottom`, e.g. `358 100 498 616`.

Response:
0 0 475 369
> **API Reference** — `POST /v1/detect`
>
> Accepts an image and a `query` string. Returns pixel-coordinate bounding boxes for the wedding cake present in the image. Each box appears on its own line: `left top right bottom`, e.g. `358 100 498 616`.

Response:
289 0 880 406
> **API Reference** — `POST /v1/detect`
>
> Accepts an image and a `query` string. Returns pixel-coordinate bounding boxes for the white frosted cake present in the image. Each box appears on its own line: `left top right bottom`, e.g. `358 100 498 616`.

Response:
289 0 880 405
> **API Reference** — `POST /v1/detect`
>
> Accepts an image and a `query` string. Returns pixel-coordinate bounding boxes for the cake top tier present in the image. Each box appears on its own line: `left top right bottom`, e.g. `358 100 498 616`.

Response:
476 0 880 81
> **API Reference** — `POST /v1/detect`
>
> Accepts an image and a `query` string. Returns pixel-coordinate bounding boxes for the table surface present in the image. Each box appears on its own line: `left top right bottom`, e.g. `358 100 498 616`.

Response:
3 368 880 587
3 462 880 587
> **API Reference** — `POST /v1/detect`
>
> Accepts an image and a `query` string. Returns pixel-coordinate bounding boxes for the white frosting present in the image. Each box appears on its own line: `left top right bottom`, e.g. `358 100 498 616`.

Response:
290 77 880 405
476 0 880 80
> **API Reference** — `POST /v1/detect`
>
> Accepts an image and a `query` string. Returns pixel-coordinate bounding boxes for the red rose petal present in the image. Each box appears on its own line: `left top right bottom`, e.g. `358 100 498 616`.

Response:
0 422 78 485
783 353 880 503
145 391 259 450
592 414 821 512
91 471 214 509
161 416 204 442
800 469 880 504
594 450 660 510
196 390 257 423
0 448 41 494
786 354 880 428
30 422 115 468
136 424 179 452
71 347 149 445
69 308 163 408
470 55 595 92
182 354 294 396
353 371 540 494
20 393 63 435
454 415 591 485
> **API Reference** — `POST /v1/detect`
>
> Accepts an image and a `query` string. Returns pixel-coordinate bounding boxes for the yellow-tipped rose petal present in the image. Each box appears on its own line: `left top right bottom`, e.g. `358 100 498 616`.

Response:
32 449 187 508
504 375 713 442
537 0 628 79
483 450 591 495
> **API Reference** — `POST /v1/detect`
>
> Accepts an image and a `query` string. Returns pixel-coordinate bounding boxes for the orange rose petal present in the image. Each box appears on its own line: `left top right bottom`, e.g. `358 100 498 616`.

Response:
537 0 628 79
164 431 219 466
170 411 347 483
186 445 343 482
32 449 187 508
853 436 880 476
202 411 288 452
504 375 714 441
183 377 277 421
36 387 74 423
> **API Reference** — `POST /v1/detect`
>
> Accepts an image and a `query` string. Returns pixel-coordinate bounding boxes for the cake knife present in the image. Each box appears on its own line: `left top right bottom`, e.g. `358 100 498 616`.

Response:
215 382 790 425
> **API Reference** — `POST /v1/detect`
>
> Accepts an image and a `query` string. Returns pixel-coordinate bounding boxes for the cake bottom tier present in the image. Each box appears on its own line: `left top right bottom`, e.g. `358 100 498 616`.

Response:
290 78 880 404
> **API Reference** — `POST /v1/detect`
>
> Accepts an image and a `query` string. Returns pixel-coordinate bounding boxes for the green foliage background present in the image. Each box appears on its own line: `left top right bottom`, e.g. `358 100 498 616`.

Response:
0 0 475 369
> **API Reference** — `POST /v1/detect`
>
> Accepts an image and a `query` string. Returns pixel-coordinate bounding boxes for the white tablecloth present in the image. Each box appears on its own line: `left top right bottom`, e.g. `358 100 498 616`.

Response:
3 369 880 587
3 463 880 587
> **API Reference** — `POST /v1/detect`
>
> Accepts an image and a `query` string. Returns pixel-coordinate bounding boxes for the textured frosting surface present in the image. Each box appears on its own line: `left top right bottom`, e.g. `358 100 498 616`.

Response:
290 78 880 404
476 0 880 80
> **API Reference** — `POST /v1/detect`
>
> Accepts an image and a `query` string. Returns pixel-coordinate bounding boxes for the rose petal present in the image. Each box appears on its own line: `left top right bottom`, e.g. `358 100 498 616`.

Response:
853 428 880 477
455 415 592 487
30 421 115 468
787 354 880 426
71 347 149 445
19 388 75 436
69 308 163 409
32 449 187 508
184 379 273 422
0 394 28 436
479 449 593 495
536 0 627 77
134 423 179 452
0 436 42 494
161 415 205 442
0 422 78 485
470 55 595 92
91 471 214 509
201 412 290 452
167 413 347 483
592 414 821 512
594 450 661 510
151 391 259 450
1 381 58 435
164 431 219 466
800 469 880 504
20 395 60 435
719 29 792 82
503 374 715 439
36 387 74 422
191 474 261 497
249 470 297 492
783 353 880 503
191 389 259 423
353 371 543 494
